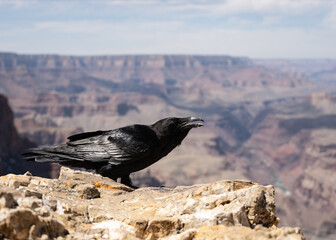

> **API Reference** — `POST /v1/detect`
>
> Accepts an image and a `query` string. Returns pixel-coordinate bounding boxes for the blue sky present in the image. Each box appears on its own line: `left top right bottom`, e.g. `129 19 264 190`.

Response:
0 0 335 58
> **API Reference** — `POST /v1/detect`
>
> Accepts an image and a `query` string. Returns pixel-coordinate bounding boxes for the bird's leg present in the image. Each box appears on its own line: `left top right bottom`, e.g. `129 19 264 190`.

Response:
120 175 138 189
97 169 118 183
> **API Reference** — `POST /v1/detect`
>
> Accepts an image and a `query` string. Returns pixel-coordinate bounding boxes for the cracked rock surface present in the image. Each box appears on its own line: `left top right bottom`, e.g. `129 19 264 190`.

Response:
0 167 305 239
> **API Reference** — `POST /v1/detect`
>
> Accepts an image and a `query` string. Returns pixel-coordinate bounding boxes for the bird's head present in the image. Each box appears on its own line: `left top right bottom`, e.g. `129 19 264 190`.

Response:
152 117 204 143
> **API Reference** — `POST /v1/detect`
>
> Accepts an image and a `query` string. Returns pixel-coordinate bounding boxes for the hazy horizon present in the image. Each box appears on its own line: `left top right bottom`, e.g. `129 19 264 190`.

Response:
1 0 336 58
2 51 336 61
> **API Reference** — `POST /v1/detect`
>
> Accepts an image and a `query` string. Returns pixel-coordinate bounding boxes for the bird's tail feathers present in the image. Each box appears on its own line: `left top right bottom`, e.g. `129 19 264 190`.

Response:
22 145 82 163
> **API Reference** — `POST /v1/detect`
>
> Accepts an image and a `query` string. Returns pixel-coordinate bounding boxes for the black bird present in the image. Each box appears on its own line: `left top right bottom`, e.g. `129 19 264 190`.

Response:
22 117 204 188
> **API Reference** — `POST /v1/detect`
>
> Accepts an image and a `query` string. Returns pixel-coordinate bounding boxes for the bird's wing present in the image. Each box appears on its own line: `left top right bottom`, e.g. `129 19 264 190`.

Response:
67 128 153 165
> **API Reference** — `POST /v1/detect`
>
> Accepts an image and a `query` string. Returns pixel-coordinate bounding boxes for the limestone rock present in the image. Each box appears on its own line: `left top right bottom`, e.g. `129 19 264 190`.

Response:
0 208 68 240
0 167 305 239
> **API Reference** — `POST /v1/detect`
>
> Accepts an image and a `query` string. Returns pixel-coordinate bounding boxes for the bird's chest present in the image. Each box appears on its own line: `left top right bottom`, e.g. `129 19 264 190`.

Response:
155 138 183 160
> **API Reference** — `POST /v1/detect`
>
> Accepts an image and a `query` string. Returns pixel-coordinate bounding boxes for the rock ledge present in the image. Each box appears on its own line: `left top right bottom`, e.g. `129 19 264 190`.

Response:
0 167 305 239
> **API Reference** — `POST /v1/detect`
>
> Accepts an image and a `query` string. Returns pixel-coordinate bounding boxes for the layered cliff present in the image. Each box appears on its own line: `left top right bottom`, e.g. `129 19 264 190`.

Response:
0 53 252 70
0 167 305 240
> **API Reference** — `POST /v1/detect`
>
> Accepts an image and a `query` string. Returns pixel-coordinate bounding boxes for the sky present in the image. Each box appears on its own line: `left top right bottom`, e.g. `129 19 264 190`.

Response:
0 0 336 58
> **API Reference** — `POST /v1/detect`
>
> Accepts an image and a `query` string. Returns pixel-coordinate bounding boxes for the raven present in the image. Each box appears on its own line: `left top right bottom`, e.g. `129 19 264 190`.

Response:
22 117 204 188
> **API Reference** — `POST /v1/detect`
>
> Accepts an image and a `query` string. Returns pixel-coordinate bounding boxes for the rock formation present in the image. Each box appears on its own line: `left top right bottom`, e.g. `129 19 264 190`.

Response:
0 167 305 240
0 95 33 161
0 95 51 177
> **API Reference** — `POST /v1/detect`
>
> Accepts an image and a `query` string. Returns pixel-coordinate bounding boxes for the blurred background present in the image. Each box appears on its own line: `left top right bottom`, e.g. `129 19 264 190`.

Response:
1 1 336 239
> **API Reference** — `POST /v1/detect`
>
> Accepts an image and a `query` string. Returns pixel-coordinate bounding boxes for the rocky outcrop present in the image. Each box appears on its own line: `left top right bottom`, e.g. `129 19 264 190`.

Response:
0 95 32 160
0 95 51 177
0 167 305 240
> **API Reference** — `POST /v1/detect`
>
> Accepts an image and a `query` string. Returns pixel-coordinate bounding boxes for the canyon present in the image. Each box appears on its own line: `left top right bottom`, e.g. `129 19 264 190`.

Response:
1 53 336 239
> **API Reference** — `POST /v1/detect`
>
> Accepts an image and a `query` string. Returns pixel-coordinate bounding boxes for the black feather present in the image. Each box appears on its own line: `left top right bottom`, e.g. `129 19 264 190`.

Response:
67 130 106 141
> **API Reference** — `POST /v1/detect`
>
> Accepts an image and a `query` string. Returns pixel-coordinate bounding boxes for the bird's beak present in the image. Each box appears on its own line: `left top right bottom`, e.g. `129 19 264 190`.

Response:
180 117 204 129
